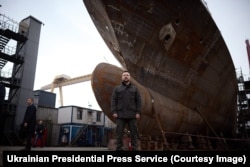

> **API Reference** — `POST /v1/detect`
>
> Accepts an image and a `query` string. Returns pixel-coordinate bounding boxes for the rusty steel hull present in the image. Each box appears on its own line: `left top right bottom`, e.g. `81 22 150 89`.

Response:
85 0 237 138
92 63 206 137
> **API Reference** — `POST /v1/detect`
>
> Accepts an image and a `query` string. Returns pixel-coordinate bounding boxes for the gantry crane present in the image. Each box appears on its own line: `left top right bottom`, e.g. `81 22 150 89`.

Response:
40 74 92 106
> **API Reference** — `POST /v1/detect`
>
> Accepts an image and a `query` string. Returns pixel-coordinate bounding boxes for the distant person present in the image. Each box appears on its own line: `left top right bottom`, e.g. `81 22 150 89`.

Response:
21 98 37 151
0 82 6 145
34 120 45 147
111 71 141 151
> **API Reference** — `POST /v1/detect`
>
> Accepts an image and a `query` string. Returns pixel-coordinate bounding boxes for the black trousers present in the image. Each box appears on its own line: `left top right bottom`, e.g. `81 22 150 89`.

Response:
116 118 138 150
25 131 33 150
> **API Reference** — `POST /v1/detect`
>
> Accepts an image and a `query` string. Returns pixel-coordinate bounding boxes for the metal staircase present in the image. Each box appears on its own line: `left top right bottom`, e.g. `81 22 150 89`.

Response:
0 24 11 69
0 14 27 102
0 14 27 145
70 125 88 146
0 35 9 51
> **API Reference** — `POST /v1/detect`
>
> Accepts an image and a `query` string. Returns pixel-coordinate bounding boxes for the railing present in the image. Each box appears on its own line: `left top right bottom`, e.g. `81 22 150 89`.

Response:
0 69 12 78
0 14 19 33
1 45 16 55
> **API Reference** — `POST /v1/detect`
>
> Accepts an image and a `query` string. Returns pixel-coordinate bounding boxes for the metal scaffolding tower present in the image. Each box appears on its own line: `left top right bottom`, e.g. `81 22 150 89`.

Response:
0 13 43 145
0 14 27 116
236 68 250 138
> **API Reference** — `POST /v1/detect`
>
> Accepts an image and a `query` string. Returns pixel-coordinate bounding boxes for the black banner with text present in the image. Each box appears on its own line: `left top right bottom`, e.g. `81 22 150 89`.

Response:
3 151 250 167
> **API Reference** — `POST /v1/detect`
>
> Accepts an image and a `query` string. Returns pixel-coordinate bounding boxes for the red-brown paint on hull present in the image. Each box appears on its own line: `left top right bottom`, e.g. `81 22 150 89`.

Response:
85 0 237 138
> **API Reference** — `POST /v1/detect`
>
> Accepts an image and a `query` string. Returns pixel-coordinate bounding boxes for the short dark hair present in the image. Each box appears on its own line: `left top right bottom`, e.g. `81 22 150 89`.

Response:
27 97 34 102
122 70 129 73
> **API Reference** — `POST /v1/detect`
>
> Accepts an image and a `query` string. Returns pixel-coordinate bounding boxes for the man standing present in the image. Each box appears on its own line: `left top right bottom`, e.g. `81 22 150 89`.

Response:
34 120 45 147
111 71 141 151
21 98 36 151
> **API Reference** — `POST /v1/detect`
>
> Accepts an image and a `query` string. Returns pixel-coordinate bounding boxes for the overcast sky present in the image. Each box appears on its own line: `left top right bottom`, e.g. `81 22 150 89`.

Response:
1 0 250 109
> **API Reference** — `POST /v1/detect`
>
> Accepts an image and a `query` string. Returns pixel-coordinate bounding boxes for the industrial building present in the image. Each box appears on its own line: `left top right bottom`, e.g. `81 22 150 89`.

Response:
33 90 115 147
0 13 42 145
0 14 115 147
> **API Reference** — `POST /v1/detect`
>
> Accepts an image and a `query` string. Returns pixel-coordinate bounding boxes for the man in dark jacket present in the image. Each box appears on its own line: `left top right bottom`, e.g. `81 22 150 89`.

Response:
21 98 37 151
34 120 45 147
111 71 141 151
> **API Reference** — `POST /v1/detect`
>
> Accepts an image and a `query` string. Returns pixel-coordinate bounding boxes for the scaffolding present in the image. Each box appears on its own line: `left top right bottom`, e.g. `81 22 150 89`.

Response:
0 14 27 114
236 68 250 138
0 13 28 145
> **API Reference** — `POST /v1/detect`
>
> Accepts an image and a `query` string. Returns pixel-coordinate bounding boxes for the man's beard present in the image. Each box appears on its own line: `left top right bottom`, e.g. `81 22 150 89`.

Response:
123 79 129 83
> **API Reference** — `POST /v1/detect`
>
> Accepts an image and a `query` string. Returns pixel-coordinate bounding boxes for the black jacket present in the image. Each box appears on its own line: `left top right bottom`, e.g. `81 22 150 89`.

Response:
35 124 45 135
111 82 141 118
23 104 37 132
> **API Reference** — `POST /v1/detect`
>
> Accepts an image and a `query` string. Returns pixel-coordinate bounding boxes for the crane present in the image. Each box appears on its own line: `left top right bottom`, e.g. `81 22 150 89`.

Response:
40 74 92 106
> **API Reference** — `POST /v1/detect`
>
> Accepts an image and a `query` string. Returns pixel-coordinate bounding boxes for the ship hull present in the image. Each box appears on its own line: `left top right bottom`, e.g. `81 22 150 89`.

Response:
92 63 208 137
84 0 237 138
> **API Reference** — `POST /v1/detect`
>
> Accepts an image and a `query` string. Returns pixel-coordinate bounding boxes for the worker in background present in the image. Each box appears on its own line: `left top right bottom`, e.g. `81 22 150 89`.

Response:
20 98 37 151
34 120 45 147
111 70 142 151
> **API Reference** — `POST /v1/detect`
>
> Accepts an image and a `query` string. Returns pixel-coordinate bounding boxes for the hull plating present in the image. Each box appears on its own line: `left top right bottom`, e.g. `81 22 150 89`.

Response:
84 0 237 138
